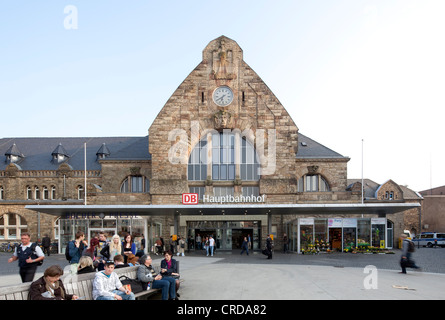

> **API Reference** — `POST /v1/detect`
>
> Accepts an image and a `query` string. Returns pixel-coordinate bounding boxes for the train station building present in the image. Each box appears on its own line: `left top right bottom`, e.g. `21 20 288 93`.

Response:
0 36 421 253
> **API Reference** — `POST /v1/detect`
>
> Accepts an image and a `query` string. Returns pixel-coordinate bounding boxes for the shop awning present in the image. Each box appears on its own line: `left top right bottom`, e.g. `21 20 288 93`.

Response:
26 202 420 217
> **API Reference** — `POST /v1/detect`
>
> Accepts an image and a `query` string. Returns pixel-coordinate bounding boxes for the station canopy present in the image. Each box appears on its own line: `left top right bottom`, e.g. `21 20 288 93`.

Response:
26 203 420 217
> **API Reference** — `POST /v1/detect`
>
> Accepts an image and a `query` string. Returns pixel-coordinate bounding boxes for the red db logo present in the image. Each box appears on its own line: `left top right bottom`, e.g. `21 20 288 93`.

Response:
182 193 198 205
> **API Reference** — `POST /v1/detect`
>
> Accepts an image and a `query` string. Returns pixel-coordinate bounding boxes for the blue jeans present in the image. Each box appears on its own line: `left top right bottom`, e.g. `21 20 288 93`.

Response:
152 277 176 300
96 290 135 300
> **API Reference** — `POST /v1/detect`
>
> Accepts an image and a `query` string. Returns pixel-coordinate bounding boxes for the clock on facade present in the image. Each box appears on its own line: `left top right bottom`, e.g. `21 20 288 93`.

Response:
212 86 234 107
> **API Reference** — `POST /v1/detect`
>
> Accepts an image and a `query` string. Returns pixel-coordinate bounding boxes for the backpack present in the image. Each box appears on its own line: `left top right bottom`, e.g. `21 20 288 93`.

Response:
408 240 415 253
65 240 85 262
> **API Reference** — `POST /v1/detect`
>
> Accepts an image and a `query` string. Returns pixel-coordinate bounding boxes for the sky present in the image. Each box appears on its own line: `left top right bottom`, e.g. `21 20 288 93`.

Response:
1 0 444 192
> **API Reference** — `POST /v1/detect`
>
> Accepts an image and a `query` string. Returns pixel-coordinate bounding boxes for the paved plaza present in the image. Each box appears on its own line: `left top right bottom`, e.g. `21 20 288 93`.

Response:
1 247 444 300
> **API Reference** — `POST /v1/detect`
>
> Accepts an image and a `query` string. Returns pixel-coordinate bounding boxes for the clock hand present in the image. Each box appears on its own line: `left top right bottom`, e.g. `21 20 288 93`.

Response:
217 95 226 102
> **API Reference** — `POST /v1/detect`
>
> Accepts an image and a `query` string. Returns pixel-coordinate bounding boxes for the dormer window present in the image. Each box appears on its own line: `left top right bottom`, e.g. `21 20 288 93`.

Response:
51 143 70 164
96 143 111 160
4 143 24 164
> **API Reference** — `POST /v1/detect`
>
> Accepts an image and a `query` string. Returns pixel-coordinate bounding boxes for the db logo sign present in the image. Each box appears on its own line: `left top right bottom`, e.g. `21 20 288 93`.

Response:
182 193 198 205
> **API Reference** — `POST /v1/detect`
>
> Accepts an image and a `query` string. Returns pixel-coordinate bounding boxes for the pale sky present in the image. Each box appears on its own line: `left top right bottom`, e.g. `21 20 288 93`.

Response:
1 0 444 192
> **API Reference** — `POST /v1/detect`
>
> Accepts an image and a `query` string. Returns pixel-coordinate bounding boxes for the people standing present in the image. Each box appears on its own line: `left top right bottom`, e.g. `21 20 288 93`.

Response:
8 232 45 283
283 233 289 254
68 231 88 274
41 234 51 256
266 234 273 259
240 236 249 255
208 235 215 256
92 260 135 300
400 234 420 274
96 232 109 271
178 236 185 256
247 234 252 250
196 234 202 250
122 233 136 264
101 234 123 262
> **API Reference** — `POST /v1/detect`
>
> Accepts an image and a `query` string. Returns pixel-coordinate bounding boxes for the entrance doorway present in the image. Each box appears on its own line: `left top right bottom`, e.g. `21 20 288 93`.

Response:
232 229 253 249
195 229 217 249
329 228 342 251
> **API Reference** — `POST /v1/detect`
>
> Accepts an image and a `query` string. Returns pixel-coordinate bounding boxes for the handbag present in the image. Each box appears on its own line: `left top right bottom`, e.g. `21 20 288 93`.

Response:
119 275 144 294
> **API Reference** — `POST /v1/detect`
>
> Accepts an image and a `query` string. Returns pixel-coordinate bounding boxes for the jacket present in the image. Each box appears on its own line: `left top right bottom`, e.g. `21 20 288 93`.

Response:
68 241 86 264
160 258 178 276
137 264 157 284
29 276 74 300
92 271 123 300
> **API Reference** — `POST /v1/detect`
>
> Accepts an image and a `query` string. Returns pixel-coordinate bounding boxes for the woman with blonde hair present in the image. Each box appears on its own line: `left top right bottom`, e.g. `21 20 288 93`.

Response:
77 256 96 274
100 234 123 261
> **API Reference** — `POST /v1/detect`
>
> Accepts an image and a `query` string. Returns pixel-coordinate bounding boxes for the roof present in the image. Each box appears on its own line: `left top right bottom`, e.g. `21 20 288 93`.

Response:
0 137 151 171
296 133 347 159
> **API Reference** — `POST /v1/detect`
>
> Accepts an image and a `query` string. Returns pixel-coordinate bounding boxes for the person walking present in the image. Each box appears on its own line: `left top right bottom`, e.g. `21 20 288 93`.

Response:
400 233 420 274
240 236 249 255
41 234 51 256
8 232 45 283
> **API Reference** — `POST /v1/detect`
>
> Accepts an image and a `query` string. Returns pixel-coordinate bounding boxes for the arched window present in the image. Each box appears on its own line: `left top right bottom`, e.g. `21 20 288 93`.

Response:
0 213 28 240
43 186 49 200
51 186 56 200
77 185 84 200
26 186 32 200
298 174 330 192
188 132 260 181
120 176 150 193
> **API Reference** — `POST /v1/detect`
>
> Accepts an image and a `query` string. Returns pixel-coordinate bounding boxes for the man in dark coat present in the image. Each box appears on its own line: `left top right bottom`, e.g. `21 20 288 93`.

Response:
42 234 51 256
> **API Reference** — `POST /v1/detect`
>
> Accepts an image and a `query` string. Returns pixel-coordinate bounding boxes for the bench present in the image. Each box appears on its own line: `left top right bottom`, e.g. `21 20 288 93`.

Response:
0 265 164 300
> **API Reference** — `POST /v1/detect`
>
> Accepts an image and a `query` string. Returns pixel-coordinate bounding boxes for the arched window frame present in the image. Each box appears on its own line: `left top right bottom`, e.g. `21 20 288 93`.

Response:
120 176 150 193
298 174 330 192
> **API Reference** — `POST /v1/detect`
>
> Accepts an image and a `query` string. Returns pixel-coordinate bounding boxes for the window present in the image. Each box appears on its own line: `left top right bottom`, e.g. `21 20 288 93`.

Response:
120 176 150 193
242 186 259 197
188 140 208 181
51 186 56 200
26 186 32 200
212 133 235 181
214 187 234 197
298 175 330 192
187 132 259 181
43 186 49 200
77 185 84 200
34 186 40 200
0 186 4 200
0 213 28 240
190 187 205 201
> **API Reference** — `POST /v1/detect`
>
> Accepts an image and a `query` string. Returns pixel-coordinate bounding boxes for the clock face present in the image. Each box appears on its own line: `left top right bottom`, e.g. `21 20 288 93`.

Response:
213 86 234 107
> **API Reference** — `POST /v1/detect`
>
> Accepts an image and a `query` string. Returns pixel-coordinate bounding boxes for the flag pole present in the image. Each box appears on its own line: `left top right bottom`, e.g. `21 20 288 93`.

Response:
361 139 364 205
84 142 87 206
